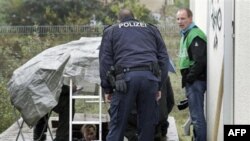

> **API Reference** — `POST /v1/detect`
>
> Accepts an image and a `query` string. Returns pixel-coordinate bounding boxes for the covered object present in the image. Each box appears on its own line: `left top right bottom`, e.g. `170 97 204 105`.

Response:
7 37 101 126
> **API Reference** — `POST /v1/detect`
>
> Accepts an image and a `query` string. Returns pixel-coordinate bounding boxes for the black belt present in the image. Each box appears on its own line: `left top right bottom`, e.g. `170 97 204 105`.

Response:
116 66 151 75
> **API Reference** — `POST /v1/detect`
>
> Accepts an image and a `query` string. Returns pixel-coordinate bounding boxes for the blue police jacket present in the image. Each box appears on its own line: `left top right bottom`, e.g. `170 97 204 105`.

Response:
99 17 171 93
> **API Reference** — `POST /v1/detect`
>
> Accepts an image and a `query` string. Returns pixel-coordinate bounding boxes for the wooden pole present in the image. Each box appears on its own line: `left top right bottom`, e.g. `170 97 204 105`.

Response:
212 60 224 141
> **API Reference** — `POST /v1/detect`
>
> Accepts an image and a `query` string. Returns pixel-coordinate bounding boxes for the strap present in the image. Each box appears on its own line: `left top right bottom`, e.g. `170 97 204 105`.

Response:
116 66 151 74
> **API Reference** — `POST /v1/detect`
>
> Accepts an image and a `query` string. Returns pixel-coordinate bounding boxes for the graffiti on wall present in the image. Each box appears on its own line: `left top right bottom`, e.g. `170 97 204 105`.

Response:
210 0 222 49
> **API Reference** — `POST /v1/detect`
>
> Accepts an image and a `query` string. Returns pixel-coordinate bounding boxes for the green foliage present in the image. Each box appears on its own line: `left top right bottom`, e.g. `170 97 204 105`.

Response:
174 0 190 8
126 0 157 23
1 0 104 25
165 5 179 17
102 0 157 24
0 78 16 133
0 0 156 26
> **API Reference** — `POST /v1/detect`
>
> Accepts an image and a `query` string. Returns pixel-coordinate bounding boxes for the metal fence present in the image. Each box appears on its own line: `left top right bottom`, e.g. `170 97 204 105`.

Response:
0 25 103 35
0 25 179 35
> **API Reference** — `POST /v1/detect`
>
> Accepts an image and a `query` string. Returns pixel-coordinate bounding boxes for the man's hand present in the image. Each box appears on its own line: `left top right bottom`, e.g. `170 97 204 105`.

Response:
73 85 77 92
104 93 112 103
156 91 161 101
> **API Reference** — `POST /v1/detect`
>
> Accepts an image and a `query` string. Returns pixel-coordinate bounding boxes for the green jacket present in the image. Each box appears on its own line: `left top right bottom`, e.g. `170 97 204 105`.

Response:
179 27 207 69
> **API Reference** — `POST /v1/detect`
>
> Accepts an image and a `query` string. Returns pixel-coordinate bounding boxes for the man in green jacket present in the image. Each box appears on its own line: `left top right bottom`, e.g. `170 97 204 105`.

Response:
176 8 207 141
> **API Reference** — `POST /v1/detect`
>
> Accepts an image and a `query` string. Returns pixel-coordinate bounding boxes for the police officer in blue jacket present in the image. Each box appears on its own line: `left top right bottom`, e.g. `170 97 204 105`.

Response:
99 8 172 141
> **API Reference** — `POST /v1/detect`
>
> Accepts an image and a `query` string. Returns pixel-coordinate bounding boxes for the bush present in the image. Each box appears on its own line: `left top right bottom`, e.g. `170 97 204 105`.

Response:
0 79 16 133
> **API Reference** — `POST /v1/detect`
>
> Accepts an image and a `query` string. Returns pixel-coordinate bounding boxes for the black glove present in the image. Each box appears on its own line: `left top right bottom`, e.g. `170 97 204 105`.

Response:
115 79 127 93
177 99 188 110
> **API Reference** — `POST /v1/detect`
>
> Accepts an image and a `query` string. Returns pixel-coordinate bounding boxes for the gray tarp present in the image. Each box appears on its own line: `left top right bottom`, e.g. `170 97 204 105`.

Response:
7 37 101 127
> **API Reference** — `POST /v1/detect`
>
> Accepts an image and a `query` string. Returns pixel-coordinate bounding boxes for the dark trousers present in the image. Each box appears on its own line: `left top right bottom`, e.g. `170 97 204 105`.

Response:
124 76 174 141
106 71 159 141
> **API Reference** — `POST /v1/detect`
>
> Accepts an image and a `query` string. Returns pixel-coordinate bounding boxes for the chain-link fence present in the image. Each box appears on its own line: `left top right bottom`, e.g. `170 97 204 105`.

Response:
0 25 179 36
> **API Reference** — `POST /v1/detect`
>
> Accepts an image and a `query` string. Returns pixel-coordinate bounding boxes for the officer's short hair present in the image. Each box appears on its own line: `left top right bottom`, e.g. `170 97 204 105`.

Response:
179 8 193 18
118 8 134 21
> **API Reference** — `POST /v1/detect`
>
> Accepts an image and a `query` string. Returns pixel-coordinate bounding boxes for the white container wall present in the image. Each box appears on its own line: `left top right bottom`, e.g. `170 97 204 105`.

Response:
191 0 250 140
234 0 250 124
190 0 208 34
190 0 236 140
207 0 225 140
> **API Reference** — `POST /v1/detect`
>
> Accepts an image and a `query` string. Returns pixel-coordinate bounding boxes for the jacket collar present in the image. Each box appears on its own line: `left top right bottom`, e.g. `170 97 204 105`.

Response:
180 22 195 36
121 16 137 22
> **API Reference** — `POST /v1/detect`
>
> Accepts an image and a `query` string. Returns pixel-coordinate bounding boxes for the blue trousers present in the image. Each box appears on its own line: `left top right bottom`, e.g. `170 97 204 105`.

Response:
106 71 159 141
185 80 206 141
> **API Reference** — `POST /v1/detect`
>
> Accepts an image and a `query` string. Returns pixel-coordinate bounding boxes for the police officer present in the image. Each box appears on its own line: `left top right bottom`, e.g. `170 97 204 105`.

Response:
99 8 172 141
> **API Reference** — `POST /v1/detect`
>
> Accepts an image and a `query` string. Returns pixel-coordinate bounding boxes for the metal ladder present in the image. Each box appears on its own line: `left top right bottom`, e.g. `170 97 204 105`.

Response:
69 79 102 141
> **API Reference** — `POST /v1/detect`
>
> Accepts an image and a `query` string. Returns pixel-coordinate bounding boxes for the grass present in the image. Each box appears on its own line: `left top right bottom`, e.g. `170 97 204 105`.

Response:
165 35 193 141
168 72 193 141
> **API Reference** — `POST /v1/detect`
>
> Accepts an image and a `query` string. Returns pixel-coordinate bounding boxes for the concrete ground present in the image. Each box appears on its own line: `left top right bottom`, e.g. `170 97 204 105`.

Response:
0 115 179 141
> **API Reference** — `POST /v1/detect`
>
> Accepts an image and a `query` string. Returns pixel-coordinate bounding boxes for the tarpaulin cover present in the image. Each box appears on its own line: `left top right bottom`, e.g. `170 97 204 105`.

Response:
7 37 101 126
